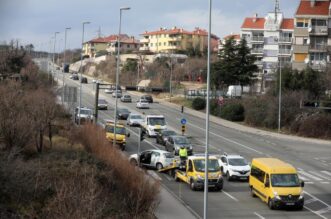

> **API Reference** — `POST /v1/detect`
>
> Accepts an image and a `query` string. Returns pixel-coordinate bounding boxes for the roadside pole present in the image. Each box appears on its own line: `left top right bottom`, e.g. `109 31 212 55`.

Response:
94 82 99 124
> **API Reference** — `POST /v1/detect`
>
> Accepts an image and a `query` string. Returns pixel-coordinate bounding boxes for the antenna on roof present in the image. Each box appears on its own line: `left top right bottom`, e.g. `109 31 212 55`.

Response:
274 0 280 24
97 26 102 38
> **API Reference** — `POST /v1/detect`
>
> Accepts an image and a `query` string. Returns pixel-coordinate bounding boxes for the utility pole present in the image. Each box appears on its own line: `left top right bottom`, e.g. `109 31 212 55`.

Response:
62 27 71 105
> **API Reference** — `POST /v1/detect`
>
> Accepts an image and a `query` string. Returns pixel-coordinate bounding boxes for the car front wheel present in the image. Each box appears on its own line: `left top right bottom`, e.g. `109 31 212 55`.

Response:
156 163 163 170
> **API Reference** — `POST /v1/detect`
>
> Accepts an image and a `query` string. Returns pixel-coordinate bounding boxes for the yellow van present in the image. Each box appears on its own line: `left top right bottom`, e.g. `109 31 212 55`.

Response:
249 158 304 210
105 120 130 150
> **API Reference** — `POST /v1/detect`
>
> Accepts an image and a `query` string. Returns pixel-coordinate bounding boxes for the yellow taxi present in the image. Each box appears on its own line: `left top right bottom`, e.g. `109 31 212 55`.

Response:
105 120 130 150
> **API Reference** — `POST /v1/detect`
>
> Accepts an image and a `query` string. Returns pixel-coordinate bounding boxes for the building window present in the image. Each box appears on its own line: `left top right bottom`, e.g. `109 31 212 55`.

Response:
296 19 308 28
127 45 130 48
150 43 153 47
164 42 166 46
159 42 161 46
311 19 327 27
310 53 326 61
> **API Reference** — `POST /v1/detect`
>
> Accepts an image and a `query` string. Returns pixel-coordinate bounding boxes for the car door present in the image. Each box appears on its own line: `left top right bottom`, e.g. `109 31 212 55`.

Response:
151 152 160 167
187 160 194 183
167 137 174 152
220 156 228 174
140 151 152 167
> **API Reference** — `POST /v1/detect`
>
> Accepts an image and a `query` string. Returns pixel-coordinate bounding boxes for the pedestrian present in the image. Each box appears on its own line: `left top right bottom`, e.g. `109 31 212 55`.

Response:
179 145 188 166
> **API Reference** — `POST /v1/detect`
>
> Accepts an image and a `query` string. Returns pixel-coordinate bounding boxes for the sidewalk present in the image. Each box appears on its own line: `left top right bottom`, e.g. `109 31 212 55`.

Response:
156 186 199 219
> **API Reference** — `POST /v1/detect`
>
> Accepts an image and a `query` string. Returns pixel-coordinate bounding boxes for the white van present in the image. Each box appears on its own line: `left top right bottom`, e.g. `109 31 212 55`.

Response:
226 85 242 98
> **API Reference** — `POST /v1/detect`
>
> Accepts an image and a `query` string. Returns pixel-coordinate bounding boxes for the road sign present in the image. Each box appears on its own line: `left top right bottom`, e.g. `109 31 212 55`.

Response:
217 96 224 105
181 118 187 125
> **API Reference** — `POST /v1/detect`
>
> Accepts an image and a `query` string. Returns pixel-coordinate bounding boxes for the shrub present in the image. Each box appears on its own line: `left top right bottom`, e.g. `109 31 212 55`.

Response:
292 113 331 138
243 97 269 127
192 97 206 110
220 103 245 121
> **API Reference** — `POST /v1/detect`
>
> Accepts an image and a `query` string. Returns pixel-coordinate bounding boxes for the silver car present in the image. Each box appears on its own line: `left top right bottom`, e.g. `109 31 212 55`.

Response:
129 149 175 170
165 135 193 156
127 113 144 126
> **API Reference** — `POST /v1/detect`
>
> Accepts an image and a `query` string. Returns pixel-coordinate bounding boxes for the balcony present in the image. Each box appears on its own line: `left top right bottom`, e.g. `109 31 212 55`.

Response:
140 38 150 43
294 28 309 37
310 61 327 71
293 45 309 53
278 49 292 56
251 49 263 55
251 36 264 42
292 61 307 71
309 44 327 52
279 37 292 44
310 26 328 35
168 36 182 41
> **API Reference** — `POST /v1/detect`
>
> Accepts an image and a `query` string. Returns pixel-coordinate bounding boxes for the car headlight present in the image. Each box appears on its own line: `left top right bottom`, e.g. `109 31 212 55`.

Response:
273 191 281 200
299 193 304 199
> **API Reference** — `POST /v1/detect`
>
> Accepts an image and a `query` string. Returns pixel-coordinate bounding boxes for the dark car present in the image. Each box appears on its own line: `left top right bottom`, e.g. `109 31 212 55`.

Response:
70 74 79 80
165 135 193 156
117 108 131 120
156 130 177 146
81 77 88 83
140 95 153 103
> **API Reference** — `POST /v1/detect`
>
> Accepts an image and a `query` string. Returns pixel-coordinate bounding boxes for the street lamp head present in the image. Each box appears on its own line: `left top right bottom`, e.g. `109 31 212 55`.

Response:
83 21 91 25
66 27 71 30
120 7 130 11
55 31 60 35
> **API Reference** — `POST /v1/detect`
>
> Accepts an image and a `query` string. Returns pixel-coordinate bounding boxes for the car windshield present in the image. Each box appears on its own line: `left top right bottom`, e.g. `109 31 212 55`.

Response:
140 100 148 103
163 130 176 136
131 115 143 120
124 95 131 98
105 125 126 135
149 118 165 126
80 109 92 115
193 159 221 172
119 109 130 113
163 153 174 158
98 99 107 104
228 158 248 166
174 136 190 144
271 174 300 187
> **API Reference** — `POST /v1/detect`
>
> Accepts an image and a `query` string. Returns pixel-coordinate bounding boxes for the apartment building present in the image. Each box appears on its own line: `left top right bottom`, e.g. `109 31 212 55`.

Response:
293 0 331 71
218 34 241 54
139 27 219 53
83 34 140 58
241 9 294 90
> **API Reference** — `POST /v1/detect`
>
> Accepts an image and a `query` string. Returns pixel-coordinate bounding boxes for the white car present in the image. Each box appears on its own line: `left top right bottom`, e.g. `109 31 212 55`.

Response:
127 114 144 126
136 99 149 109
129 149 175 170
112 90 122 98
218 154 250 181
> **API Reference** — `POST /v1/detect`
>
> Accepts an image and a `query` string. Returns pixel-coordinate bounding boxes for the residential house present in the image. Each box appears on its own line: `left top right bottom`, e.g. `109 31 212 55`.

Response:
218 33 241 55
292 0 331 71
139 27 219 54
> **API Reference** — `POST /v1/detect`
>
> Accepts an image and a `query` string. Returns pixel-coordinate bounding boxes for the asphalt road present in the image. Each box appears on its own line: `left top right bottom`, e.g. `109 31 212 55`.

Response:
37 59 331 219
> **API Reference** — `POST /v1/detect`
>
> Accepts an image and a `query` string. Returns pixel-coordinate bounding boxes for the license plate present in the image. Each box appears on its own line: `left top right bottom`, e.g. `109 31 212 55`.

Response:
286 203 295 206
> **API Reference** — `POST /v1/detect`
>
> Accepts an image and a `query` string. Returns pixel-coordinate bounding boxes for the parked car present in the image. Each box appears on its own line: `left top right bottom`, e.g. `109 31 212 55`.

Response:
165 135 193 155
156 129 177 146
81 77 88 83
127 114 144 126
218 153 250 181
116 108 131 120
120 94 132 102
129 149 175 170
112 90 122 98
136 99 149 109
140 94 153 103
97 99 108 110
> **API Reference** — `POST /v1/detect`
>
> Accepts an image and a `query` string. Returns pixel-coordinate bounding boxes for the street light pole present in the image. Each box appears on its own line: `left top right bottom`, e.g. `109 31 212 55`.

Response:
78 21 90 125
62 27 71 105
169 54 173 102
52 32 59 84
204 0 212 218
278 59 282 132
114 7 130 146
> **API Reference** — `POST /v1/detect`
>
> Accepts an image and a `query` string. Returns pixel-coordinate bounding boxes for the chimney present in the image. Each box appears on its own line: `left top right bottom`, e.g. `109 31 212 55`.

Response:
310 0 316 7
253 13 258 23
160 27 163 31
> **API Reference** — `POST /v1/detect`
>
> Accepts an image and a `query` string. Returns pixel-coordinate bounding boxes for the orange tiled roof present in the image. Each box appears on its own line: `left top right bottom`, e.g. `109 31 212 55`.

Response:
296 0 330 16
141 27 219 39
241 17 265 29
88 34 130 43
280 18 294 29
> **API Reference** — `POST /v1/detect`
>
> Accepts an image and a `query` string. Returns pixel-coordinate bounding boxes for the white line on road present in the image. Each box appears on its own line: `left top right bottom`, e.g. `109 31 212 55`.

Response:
299 171 323 181
254 212 265 219
222 190 239 202
309 171 331 180
304 191 331 219
186 121 264 155
321 171 331 177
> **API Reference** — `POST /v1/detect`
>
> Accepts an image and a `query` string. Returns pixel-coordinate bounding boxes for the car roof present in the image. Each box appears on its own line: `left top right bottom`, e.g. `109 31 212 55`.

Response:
143 149 170 154
223 154 244 159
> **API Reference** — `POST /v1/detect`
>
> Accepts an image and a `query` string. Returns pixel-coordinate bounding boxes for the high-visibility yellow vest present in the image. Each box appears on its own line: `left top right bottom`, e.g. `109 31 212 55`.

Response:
179 148 188 157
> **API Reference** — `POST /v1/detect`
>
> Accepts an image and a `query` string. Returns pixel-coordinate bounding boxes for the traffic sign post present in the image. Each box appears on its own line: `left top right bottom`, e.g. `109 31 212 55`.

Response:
181 118 187 125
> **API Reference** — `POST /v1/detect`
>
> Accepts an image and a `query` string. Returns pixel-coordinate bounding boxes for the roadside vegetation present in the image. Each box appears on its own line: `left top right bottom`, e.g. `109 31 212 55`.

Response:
0 45 159 218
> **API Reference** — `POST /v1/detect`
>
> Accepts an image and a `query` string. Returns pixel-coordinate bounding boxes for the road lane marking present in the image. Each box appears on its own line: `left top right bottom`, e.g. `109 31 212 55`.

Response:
298 171 323 181
316 207 331 215
147 170 162 181
222 190 239 202
309 171 331 180
304 191 331 219
254 212 265 219
320 182 330 184
321 171 331 177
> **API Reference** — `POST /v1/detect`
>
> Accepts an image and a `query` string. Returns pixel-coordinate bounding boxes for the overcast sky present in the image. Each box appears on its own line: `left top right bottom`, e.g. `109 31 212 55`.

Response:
0 0 300 51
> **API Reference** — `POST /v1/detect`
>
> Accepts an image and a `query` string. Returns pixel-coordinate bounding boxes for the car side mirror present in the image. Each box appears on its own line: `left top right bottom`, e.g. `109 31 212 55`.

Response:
301 181 304 187
127 132 130 137
264 181 270 188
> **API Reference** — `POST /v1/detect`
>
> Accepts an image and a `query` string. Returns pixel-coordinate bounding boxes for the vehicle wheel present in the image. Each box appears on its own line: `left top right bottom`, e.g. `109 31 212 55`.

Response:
226 172 232 181
216 184 223 191
268 198 275 210
190 179 196 191
156 163 163 170
250 186 256 197
130 159 138 166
